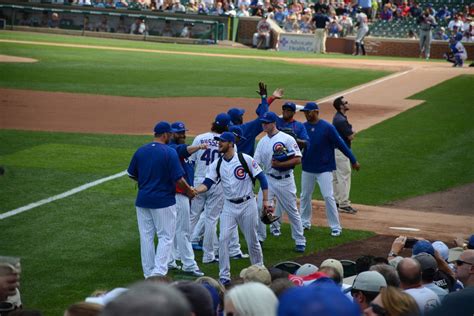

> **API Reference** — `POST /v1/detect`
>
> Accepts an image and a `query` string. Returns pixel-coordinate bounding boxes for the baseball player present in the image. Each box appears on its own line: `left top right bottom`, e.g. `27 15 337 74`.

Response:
227 82 283 156
167 121 205 277
195 132 268 284
417 8 437 60
353 7 369 56
189 113 246 264
445 33 467 67
254 112 306 252
127 121 196 278
332 97 357 214
299 103 360 236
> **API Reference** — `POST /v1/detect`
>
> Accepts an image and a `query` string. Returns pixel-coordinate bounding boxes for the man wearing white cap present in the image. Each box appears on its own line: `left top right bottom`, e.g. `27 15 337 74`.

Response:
348 271 387 313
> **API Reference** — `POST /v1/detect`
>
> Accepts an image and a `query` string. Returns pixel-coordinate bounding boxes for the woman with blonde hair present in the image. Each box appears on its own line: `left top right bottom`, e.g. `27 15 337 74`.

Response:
364 286 420 316
225 282 277 316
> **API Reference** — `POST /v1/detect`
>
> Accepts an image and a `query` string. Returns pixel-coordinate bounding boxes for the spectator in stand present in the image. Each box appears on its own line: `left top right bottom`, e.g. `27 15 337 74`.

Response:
340 13 353 37
313 0 329 16
283 14 300 32
399 1 411 19
448 14 463 32
358 0 372 19
349 271 387 313
239 264 272 285
114 0 128 8
173 282 215 316
128 0 145 10
210 2 225 15
380 4 393 22
130 17 146 35
397 258 440 314
434 27 449 40
364 286 421 316
96 16 109 32
237 4 250 17
171 0 186 13
198 1 210 14
289 0 303 16
435 5 451 22
371 0 378 21
370 264 401 287
299 12 313 33
186 0 198 13
413 253 448 302
328 19 342 37
48 13 60 28
409 1 422 19
224 282 278 316
272 5 288 26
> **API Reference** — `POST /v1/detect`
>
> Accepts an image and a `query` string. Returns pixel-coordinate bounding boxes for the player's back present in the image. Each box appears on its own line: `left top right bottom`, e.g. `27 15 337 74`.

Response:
191 132 221 183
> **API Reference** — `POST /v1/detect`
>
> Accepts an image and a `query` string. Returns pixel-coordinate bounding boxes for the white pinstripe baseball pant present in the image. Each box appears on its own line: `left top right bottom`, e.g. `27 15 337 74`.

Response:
136 205 176 278
169 194 199 272
300 171 342 231
219 198 263 280
257 175 306 246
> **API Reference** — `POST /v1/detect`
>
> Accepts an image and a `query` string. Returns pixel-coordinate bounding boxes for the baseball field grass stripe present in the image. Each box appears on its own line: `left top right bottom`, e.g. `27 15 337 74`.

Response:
0 170 126 220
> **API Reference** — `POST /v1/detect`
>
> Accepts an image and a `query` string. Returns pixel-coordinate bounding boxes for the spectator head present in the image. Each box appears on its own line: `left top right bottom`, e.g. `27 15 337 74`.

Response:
195 276 225 315
101 282 191 316
468 235 474 249
144 275 172 284
269 278 295 298
278 278 359 316
431 241 449 262
349 271 387 312
397 258 422 289
64 302 102 316
320 259 344 283
412 240 435 256
413 253 438 283
268 267 290 281
225 282 278 316
455 249 474 286
355 255 376 274
370 264 401 287
364 286 420 316
173 281 214 316
295 263 319 277
239 264 271 286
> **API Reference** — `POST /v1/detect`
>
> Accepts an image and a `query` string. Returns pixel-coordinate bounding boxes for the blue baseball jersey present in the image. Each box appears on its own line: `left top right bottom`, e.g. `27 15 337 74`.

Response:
235 97 269 156
168 141 195 187
127 142 184 209
276 118 309 142
302 119 357 173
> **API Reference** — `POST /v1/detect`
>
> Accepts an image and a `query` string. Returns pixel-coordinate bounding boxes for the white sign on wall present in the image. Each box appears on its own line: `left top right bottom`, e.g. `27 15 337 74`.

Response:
278 33 315 53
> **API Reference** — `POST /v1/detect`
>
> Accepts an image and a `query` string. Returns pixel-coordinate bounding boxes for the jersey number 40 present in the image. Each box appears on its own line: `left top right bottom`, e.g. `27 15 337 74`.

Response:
200 149 220 165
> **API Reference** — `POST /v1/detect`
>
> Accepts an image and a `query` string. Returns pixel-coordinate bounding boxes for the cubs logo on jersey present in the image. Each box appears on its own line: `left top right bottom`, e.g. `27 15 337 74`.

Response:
272 142 286 153
234 166 247 180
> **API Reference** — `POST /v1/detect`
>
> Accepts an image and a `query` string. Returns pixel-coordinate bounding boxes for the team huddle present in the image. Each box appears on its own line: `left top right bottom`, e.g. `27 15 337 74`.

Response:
127 83 360 284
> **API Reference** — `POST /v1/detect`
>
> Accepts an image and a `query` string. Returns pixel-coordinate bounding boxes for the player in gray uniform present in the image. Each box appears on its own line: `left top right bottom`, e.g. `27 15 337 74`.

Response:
417 8 437 60
353 8 369 56
254 112 306 252
195 132 269 284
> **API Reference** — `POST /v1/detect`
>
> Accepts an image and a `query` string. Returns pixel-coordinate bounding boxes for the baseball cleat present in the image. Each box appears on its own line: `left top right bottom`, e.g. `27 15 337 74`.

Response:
231 253 250 260
339 206 357 214
168 262 182 270
219 278 231 286
192 243 203 251
331 230 342 237
184 269 205 277
295 245 306 253
203 259 219 264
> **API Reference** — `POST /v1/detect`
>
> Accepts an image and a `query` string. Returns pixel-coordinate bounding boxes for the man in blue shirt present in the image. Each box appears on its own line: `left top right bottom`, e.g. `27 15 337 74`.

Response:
127 121 196 278
276 101 309 149
299 102 360 236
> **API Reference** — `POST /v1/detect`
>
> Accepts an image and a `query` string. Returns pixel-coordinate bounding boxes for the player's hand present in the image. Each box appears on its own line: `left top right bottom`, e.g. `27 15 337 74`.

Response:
186 187 197 199
256 82 267 97
352 162 361 171
199 143 208 150
272 88 284 99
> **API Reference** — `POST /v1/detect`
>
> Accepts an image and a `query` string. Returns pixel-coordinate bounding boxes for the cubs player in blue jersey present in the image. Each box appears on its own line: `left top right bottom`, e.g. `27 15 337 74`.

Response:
127 121 196 278
254 112 306 252
167 121 206 277
227 82 283 155
195 132 269 284
299 102 360 236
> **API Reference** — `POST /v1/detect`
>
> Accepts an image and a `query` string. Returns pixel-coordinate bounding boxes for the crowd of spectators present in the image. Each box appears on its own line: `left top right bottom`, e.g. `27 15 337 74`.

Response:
2 233 473 315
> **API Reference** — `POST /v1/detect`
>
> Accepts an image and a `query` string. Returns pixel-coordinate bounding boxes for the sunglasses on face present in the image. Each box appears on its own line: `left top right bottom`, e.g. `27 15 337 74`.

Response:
370 303 387 316
455 260 473 266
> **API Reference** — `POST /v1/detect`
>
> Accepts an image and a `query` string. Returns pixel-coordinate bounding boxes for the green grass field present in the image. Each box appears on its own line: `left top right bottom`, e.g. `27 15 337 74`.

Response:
0 31 473 315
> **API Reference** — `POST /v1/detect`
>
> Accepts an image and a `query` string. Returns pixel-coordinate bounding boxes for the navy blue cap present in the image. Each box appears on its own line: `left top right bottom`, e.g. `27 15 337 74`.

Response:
153 121 172 134
301 102 319 112
282 102 296 112
467 235 474 249
214 113 231 127
171 121 188 133
413 240 435 256
214 131 235 143
259 111 278 123
227 108 245 122
229 126 247 140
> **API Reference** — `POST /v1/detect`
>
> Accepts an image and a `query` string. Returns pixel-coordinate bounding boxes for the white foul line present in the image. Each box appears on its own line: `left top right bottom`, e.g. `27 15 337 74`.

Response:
0 171 127 220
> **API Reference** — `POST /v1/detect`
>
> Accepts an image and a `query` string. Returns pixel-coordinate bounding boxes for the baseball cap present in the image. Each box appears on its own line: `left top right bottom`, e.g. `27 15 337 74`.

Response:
349 271 387 293
259 111 278 123
333 96 348 110
320 259 344 279
468 234 474 249
295 264 319 277
282 102 296 112
240 264 271 285
300 102 319 112
153 121 172 134
413 253 437 273
171 121 188 133
86 288 128 305
229 125 247 141
227 108 245 122
413 240 435 256
213 132 235 143
214 113 231 127
432 241 449 261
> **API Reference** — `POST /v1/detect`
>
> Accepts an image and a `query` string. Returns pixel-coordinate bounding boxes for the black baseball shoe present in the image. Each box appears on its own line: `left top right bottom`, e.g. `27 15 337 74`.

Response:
339 206 357 214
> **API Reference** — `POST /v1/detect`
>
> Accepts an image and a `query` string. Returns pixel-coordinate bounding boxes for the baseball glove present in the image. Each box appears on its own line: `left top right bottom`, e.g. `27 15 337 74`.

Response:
272 145 295 172
280 127 297 141
260 205 280 225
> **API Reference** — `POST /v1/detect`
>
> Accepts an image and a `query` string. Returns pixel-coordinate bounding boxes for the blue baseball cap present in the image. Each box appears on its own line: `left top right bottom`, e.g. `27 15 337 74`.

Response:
227 108 245 122
259 111 278 123
282 102 296 112
214 113 231 127
214 132 235 143
301 102 319 111
153 121 172 134
468 234 474 249
171 121 188 133
229 125 247 140
413 240 435 256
